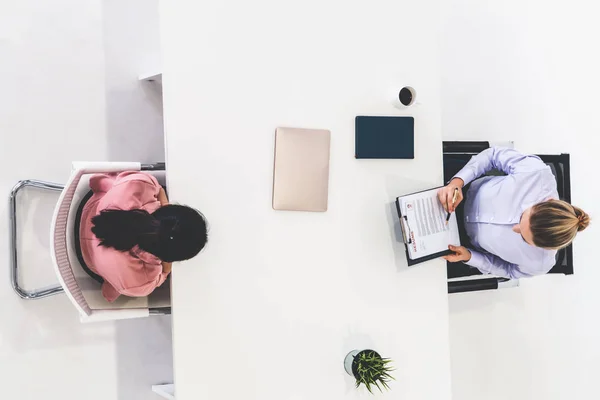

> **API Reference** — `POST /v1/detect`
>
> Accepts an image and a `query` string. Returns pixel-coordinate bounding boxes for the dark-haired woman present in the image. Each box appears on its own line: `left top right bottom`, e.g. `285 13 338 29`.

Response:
79 172 208 302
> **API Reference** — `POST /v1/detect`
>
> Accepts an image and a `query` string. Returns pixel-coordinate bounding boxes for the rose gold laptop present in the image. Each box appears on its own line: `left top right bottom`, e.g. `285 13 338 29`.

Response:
272 127 331 212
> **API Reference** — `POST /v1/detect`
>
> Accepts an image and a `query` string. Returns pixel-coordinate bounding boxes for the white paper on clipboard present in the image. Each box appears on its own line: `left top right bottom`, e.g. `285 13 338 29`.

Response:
398 188 461 260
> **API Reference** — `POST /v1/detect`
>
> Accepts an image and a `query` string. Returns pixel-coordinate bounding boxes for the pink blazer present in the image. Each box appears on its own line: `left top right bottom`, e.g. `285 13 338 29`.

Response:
79 172 168 302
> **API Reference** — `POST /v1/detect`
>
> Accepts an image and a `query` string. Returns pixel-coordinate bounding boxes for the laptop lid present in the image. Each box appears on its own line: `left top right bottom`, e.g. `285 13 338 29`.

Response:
272 127 331 212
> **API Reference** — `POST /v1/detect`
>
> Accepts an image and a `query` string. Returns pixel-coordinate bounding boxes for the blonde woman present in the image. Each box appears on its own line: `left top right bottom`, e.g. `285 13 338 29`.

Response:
438 147 590 279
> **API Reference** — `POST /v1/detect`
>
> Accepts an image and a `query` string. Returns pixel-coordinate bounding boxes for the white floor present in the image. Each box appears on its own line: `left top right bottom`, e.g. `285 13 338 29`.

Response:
442 0 600 399
0 1 171 399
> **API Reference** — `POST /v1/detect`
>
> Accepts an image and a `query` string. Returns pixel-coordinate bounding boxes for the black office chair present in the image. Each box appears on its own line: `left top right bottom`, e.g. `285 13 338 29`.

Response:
443 141 574 294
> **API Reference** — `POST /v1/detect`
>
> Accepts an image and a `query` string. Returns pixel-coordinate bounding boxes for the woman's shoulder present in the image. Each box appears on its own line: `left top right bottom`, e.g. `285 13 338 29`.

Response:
503 164 558 203
131 245 162 266
94 244 161 268
92 245 162 287
539 167 560 199
518 246 557 275
89 173 117 193
96 172 161 213
112 171 160 188
91 244 131 270
539 248 558 274
89 172 159 194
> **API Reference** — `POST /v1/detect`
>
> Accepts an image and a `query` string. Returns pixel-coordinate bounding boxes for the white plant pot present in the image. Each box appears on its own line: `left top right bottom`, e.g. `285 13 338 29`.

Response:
344 350 360 376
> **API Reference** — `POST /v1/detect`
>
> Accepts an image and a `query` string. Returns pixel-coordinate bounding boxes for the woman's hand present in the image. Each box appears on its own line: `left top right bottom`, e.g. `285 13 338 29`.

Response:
443 245 471 263
162 261 172 274
158 188 169 206
437 178 464 213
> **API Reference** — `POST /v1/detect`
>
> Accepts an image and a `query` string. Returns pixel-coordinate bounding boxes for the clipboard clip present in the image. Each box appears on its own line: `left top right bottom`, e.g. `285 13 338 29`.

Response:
399 215 413 244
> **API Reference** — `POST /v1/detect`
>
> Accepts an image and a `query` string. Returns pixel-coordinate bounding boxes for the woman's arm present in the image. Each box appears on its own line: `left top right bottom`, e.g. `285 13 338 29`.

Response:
454 147 548 187
120 271 169 297
466 249 535 279
445 245 550 279
162 262 172 274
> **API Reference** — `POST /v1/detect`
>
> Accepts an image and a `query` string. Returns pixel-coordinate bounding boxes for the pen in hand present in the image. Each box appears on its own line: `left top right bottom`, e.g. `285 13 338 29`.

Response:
446 188 459 224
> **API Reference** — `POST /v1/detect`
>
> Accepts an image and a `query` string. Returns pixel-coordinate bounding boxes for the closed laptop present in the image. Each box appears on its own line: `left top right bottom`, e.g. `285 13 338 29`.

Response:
272 127 331 212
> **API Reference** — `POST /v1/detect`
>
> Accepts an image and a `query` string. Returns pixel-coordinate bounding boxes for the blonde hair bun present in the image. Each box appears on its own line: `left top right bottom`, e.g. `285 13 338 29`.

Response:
574 207 591 232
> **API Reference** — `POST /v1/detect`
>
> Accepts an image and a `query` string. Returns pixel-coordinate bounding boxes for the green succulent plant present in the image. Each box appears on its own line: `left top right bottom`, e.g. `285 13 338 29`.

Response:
352 350 394 393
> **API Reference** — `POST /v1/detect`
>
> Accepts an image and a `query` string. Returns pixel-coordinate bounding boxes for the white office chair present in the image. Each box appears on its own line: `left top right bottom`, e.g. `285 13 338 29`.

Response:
9 162 171 323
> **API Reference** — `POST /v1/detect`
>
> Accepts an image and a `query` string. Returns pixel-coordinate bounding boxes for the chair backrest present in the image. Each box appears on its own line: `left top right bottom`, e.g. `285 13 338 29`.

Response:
67 174 154 312
50 168 92 316
537 154 573 275
50 162 145 320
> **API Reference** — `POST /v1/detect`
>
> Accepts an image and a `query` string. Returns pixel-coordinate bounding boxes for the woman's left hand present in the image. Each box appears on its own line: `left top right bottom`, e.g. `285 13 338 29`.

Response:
162 262 172 274
443 245 471 262
158 188 169 206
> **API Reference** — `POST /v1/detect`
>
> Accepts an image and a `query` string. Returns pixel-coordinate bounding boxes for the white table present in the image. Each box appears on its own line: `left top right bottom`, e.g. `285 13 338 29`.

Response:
159 1 451 399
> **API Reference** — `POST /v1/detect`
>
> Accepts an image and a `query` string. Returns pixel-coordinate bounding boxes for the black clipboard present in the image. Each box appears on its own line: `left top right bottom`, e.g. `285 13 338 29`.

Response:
395 190 453 266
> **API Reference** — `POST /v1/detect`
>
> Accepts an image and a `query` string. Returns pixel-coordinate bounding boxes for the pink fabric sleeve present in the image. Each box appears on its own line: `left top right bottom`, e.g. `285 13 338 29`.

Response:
101 281 121 303
89 173 117 194
118 270 169 298
110 172 161 212
100 255 168 302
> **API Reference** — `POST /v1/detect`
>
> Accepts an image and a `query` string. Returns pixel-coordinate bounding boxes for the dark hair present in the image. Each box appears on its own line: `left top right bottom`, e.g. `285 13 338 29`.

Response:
530 200 590 249
91 205 208 262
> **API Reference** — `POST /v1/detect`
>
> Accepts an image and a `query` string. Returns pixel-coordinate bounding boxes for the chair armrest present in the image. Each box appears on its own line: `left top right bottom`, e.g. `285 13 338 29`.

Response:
72 162 141 173
80 308 150 323
448 278 520 294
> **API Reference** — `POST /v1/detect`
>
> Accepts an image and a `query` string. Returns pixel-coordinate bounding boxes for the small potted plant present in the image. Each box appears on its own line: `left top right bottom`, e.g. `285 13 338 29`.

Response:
344 349 394 393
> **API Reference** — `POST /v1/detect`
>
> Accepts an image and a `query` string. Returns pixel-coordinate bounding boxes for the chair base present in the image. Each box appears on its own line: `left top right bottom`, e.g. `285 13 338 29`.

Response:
10 180 65 299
